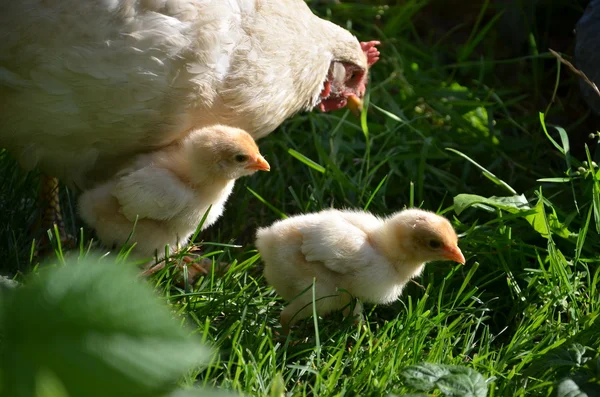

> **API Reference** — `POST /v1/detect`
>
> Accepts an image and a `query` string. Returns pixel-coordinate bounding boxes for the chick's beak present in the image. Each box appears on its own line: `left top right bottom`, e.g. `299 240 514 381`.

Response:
247 155 270 171
347 94 363 117
443 246 466 265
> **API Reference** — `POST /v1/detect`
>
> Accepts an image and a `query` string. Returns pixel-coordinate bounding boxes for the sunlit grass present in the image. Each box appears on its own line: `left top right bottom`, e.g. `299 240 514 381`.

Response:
1 1 599 396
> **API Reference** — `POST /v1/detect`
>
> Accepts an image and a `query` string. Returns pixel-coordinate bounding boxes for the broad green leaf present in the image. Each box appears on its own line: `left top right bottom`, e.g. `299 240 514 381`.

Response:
524 199 577 239
436 371 488 397
556 378 590 397
549 202 576 237
524 199 551 239
0 258 211 397
402 363 451 390
454 194 575 239
401 363 488 397
545 344 589 369
454 194 529 216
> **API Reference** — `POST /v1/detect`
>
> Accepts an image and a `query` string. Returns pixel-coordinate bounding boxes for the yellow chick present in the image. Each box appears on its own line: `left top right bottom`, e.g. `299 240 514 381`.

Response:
79 125 270 263
255 208 465 332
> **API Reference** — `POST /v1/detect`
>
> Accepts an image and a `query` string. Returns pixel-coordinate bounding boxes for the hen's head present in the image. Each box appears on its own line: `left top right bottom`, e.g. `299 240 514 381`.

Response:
386 209 465 265
184 125 270 182
318 40 380 115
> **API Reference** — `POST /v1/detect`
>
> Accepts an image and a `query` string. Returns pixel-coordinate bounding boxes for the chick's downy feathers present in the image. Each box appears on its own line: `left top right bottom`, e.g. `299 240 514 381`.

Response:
78 125 269 261
255 208 465 331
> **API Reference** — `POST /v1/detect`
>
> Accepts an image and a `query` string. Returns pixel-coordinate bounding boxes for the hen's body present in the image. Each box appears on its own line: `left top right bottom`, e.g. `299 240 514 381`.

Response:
0 0 366 187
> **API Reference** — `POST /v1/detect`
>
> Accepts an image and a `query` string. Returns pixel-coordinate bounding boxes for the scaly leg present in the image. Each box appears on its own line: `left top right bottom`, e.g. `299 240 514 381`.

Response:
34 175 75 255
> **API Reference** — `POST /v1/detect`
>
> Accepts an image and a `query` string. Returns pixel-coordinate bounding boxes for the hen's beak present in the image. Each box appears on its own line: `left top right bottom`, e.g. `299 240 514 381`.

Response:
247 155 270 171
443 246 466 265
347 94 363 117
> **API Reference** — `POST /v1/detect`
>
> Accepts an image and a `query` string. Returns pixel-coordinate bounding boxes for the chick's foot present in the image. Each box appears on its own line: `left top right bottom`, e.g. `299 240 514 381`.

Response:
141 251 230 286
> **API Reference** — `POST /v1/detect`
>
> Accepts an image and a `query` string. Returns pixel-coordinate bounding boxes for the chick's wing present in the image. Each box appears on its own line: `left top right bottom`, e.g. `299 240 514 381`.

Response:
112 166 194 222
298 215 370 274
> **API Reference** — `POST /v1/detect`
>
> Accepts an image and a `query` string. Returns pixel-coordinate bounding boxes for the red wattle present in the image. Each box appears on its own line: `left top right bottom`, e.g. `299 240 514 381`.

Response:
319 97 348 112
320 81 331 98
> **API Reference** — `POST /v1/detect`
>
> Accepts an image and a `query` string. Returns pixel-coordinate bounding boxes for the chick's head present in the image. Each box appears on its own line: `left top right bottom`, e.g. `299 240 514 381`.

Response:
184 125 270 182
388 209 465 265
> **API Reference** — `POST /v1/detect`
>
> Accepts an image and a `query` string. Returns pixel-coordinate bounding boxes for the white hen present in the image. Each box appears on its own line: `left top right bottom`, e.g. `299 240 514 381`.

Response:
255 208 465 332
0 0 379 188
78 125 269 262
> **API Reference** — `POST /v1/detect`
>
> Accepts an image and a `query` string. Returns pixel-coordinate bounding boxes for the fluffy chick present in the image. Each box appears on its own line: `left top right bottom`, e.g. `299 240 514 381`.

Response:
79 125 269 263
256 208 465 332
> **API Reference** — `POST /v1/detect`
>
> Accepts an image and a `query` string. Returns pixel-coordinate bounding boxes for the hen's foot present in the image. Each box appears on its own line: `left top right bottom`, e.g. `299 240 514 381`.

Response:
360 41 380 66
32 175 76 257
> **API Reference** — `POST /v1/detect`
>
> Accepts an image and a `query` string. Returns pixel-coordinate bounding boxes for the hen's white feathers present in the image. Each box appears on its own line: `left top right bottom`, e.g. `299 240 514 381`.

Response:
0 0 365 187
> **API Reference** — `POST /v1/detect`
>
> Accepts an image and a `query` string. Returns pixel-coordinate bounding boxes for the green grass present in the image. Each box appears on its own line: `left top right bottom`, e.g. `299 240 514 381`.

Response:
1 1 600 396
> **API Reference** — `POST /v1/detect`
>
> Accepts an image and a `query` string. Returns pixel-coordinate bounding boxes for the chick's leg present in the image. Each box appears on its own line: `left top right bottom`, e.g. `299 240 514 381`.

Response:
280 285 350 334
180 255 231 279
34 175 75 255
280 300 310 335
342 299 363 326
142 251 230 286
280 290 322 334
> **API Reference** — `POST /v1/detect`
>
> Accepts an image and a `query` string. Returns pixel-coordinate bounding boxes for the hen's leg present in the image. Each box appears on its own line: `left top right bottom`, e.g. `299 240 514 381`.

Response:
34 175 75 255
360 41 380 66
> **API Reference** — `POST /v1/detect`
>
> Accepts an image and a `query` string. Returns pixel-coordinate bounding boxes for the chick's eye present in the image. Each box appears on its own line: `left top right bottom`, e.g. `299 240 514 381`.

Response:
429 240 442 249
234 154 248 163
